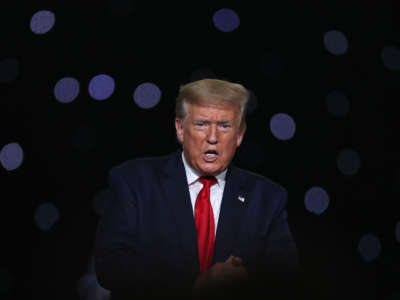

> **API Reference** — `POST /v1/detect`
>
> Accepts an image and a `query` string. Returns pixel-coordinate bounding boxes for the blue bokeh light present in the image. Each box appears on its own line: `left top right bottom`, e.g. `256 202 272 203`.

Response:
325 90 350 117
323 30 349 56
54 77 80 103
270 113 296 141
30 10 56 34
213 8 240 33
88 74 115 100
358 233 381 262
0 142 24 171
304 186 330 215
133 82 161 109
381 46 400 71
34 203 60 232
337 148 361 176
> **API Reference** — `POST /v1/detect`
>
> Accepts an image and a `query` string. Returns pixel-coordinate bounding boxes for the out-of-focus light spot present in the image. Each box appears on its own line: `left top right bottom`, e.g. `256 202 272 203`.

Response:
34 203 60 232
0 269 13 294
133 82 161 109
304 186 329 215
323 30 349 55
72 125 97 153
270 113 296 141
337 148 361 176
358 233 381 262
325 90 350 117
0 57 19 83
108 0 134 16
88 74 115 100
54 77 80 103
30 10 56 34
213 8 240 32
381 46 400 71
190 67 217 81
395 221 400 243
259 54 282 79
93 189 113 216
0 142 24 171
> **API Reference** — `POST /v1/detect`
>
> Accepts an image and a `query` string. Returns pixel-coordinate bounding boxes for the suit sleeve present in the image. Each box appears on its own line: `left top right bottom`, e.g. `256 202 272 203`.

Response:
94 168 173 294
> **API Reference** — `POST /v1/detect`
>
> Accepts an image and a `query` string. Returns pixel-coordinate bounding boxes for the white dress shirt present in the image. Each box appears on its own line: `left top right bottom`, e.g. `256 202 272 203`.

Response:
181 152 227 234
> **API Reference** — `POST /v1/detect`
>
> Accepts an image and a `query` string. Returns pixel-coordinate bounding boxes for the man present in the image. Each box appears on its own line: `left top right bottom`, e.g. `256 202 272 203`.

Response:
95 79 300 300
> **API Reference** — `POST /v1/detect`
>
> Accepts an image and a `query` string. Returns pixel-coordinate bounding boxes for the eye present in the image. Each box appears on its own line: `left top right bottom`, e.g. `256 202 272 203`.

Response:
219 123 232 129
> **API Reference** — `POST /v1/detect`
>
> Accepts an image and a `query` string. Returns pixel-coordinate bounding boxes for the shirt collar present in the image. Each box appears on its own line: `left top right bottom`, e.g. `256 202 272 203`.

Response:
181 152 227 187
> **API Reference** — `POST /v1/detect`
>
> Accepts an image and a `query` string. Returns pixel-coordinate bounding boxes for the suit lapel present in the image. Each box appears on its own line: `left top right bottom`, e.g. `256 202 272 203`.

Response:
159 151 200 272
213 166 247 263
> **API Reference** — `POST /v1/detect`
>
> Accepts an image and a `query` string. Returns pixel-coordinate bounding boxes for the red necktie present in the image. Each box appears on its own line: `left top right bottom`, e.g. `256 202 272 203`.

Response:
195 176 217 272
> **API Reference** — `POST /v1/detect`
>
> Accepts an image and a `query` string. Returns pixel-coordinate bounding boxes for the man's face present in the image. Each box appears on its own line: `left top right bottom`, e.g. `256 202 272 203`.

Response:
175 102 245 176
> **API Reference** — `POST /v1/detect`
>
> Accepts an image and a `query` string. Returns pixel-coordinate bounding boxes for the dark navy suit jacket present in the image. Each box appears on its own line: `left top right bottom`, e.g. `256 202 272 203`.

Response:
95 151 300 300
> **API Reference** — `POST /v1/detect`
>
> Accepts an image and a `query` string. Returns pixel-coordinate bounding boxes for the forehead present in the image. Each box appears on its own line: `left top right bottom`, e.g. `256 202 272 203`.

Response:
186 102 240 120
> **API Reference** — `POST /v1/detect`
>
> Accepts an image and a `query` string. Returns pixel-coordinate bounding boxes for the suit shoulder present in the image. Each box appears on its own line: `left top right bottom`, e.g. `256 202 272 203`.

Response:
109 153 171 178
233 166 287 195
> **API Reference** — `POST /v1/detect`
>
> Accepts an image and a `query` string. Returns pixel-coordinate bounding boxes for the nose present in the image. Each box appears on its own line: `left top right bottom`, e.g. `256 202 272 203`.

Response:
207 124 218 144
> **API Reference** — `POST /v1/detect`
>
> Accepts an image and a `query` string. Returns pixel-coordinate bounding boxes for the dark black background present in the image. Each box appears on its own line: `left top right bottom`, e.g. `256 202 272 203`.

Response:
1 1 399 299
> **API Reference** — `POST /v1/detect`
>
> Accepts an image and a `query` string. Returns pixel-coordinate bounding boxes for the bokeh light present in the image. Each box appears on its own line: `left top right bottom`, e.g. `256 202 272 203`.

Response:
30 10 56 34
395 221 400 243
358 233 381 262
212 8 240 32
0 142 24 171
88 74 115 100
337 148 361 176
304 186 330 215
133 82 161 109
270 113 296 141
0 57 19 83
259 53 282 79
246 90 258 115
34 202 60 232
72 125 97 153
54 77 80 103
323 30 349 55
381 46 400 71
325 90 350 117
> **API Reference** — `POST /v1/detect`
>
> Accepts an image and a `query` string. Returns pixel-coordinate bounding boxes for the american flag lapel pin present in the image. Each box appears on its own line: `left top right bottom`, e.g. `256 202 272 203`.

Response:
238 195 245 203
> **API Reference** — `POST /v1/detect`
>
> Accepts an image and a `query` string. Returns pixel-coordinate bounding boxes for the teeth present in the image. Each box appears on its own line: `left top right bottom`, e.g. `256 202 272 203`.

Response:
205 153 217 157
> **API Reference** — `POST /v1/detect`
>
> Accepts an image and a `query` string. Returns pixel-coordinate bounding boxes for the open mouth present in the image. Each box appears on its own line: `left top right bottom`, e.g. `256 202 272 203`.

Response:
203 150 218 162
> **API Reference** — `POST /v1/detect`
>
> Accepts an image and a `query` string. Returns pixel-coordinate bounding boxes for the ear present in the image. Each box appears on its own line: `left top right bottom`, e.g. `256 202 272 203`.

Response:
175 118 184 144
236 124 246 147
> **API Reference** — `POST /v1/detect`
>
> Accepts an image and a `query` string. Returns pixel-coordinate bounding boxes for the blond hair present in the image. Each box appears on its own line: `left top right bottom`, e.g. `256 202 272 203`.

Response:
175 79 249 130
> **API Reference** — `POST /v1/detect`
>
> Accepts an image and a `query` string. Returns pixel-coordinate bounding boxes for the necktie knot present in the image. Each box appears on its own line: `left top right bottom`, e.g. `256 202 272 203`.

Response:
198 176 217 188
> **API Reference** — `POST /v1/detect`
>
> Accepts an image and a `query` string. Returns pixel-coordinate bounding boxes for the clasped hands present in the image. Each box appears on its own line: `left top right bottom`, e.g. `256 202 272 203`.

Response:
192 255 248 295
